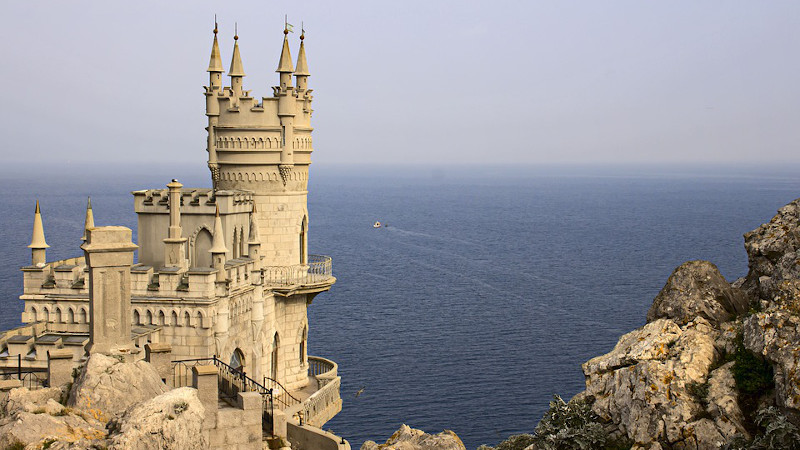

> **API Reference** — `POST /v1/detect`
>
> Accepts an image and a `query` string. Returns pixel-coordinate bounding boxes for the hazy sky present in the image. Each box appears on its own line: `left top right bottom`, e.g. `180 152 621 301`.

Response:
1 1 799 168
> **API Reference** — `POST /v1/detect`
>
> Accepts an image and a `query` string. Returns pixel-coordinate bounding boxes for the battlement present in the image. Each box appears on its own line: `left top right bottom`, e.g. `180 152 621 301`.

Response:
132 188 252 216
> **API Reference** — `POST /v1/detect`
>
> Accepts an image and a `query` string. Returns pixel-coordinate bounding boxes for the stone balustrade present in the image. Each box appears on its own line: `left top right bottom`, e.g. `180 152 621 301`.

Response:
263 255 333 287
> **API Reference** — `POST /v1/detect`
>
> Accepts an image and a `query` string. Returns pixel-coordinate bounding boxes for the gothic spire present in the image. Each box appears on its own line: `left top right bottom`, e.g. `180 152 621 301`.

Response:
81 197 95 242
209 205 228 254
294 28 309 77
29 200 49 250
228 24 245 77
207 19 224 73
276 27 294 73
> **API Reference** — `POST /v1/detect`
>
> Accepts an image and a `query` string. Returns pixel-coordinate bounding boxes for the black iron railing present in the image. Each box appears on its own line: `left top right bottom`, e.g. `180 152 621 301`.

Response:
171 356 300 435
0 354 48 389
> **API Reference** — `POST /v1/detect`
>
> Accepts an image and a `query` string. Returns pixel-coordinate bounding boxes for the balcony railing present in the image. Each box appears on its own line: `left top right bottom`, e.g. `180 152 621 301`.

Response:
262 255 333 287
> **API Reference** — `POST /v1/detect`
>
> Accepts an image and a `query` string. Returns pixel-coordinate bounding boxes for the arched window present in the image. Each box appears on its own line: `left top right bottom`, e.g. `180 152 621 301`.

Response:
299 216 307 264
299 326 307 365
55 307 62 323
133 310 140 325
79 308 87 324
68 308 75 324
158 311 166 326
183 311 191 327
195 311 203 328
238 227 245 259
171 311 178 326
146 310 153 325
271 333 280 381
43 306 50 322
232 228 240 259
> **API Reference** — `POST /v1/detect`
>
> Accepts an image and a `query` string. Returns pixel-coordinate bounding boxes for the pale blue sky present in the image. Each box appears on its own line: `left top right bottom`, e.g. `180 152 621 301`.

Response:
1 1 799 168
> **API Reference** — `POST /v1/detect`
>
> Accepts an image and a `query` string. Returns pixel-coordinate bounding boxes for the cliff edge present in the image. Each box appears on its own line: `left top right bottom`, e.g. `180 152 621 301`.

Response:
481 199 800 449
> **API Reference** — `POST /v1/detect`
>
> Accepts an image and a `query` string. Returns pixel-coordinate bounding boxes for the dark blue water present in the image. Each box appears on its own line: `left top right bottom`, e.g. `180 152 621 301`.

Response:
2 164 799 449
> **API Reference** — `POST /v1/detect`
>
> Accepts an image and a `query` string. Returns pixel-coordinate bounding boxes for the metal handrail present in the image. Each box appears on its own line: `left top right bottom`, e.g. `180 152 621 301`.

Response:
262 254 333 287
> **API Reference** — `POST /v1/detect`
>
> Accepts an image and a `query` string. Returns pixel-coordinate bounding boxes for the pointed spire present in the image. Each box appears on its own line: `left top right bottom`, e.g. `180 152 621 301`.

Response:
294 28 310 77
209 205 228 254
207 18 224 73
81 197 95 241
276 28 294 73
228 25 245 77
248 203 260 243
29 200 49 250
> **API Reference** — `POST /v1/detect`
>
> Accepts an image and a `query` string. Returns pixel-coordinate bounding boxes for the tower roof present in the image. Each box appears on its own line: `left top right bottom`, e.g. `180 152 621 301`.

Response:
208 23 224 73
29 200 49 249
276 33 294 73
294 32 309 76
81 197 95 241
209 205 228 254
229 28 245 77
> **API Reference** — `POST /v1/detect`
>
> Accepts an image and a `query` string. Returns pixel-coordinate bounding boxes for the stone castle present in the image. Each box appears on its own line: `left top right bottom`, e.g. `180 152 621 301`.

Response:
1 21 346 449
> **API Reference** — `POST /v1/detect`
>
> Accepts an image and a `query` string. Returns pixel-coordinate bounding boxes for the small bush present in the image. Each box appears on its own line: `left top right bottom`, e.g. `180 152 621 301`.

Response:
5 441 25 450
533 395 630 450
724 406 800 450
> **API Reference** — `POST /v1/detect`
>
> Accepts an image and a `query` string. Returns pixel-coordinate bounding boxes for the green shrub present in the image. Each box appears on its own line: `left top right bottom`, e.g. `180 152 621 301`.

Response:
724 406 800 450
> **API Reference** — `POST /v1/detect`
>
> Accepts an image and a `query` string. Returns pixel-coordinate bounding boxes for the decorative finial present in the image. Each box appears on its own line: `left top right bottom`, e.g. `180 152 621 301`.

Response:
234 22 238 40
301 22 305 40
284 15 293 34
214 15 218 35
87 196 92 209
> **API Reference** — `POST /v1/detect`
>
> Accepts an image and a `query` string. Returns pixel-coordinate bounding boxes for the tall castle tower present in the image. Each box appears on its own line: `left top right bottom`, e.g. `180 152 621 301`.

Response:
205 23 314 267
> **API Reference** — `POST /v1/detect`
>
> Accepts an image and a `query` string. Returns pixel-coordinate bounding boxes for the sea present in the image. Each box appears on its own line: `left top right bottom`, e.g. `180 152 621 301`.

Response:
1 163 799 449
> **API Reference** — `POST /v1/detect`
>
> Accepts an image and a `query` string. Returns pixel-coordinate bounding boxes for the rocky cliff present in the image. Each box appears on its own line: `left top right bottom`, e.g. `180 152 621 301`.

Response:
0 353 205 450
480 199 800 449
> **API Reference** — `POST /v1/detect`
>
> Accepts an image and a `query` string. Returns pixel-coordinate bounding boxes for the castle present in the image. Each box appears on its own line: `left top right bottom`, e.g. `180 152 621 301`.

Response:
2 21 344 449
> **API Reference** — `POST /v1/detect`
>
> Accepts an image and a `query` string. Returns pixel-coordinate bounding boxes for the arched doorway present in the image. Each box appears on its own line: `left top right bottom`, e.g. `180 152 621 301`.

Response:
299 216 307 264
230 348 245 373
193 228 213 268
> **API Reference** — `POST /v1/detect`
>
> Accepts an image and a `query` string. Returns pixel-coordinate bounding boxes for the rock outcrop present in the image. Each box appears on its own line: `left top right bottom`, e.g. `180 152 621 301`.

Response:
526 198 800 449
646 260 749 326
361 425 466 450
67 353 168 422
0 386 106 449
107 387 207 450
0 354 197 449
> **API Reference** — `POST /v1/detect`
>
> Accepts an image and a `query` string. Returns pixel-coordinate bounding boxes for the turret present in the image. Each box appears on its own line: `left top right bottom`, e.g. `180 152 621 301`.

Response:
207 21 224 90
81 197 94 242
163 179 188 269
28 200 49 266
210 205 228 282
295 30 310 92
206 20 224 187
229 26 245 99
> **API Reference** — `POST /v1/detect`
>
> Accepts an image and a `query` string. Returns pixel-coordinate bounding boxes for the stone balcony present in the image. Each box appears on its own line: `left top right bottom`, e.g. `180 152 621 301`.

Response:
263 255 336 297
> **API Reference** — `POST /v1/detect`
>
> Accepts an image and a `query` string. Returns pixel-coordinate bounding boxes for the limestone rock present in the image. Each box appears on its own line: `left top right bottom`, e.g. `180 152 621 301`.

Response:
0 387 106 449
107 387 207 450
1 386 62 417
361 425 466 450
742 199 800 301
582 318 742 447
706 362 748 439
67 353 168 422
743 308 800 409
646 261 749 327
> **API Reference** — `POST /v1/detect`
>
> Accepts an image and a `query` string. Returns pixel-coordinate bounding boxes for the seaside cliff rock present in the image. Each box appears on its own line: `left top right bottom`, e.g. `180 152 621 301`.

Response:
570 200 800 448
0 354 202 449
361 425 466 450
106 387 207 450
67 353 169 422
483 199 800 450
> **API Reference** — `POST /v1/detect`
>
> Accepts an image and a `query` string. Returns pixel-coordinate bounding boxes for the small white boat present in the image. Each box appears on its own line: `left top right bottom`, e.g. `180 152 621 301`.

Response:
373 221 381 228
